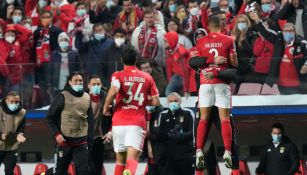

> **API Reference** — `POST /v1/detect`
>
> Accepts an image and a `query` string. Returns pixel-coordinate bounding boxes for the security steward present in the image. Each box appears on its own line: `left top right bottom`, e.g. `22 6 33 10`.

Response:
154 92 195 175
0 91 26 175
256 123 300 175
46 71 94 175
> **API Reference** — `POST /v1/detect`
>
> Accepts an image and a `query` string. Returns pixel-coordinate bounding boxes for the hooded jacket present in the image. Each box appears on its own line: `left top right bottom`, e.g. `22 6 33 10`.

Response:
165 31 190 92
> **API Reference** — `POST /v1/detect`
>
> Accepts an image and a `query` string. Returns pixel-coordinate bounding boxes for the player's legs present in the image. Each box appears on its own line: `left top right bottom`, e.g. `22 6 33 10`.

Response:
114 152 127 175
3 151 17 175
123 147 142 175
113 126 128 175
54 146 73 175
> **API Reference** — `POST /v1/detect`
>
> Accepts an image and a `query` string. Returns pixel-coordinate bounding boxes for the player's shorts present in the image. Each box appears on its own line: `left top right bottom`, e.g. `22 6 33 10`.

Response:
198 84 231 108
112 125 146 153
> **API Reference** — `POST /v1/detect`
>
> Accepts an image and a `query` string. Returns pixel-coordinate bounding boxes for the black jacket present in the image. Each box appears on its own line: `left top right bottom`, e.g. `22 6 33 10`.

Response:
89 9 115 24
46 86 94 146
153 107 195 160
256 136 300 175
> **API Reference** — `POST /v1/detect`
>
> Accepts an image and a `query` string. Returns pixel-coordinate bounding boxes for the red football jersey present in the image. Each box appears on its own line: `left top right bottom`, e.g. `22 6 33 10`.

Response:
111 66 159 129
196 32 236 84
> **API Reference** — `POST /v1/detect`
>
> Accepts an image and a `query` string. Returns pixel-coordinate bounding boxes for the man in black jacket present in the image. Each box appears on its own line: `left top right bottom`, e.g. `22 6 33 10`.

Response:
154 92 195 175
256 123 300 175
46 71 94 175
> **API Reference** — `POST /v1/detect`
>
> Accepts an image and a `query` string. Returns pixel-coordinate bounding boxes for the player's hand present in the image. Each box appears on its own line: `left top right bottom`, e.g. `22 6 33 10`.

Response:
203 72 214 79
55 134 66 144
16 133 26 143
300 65 307 74
1 132 7 140
214 56 227 65
102 131 112 144
103 105 112 116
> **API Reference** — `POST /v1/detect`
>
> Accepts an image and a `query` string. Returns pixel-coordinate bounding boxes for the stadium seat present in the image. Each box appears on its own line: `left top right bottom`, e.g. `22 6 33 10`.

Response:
239 160 251 175
237 83 262 95
33 163 48 175
295 160 307 175
14 164 22 175
68 163 76 175
260 84 280 95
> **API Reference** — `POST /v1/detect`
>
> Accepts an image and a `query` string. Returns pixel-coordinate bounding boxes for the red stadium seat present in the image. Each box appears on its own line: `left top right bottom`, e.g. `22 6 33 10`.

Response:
33 163 48 175
14 164 22 175
68 163 76 175
295 160 307 175
261 84 280 95
237 83 262 95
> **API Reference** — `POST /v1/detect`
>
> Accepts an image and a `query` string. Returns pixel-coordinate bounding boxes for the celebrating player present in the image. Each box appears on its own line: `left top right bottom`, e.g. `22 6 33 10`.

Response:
103 46 160 175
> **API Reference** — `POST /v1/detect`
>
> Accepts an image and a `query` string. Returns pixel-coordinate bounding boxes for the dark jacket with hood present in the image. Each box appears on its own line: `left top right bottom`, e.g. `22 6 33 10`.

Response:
256 135 300 175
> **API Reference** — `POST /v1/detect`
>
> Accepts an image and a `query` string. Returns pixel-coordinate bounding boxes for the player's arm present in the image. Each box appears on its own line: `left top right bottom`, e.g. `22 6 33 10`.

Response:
147 77 160 106
103 86 119 116
148 95 160 106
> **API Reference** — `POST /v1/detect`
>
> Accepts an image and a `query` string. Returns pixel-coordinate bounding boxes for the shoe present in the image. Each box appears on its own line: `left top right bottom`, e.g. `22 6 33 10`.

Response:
223 150 233 169
123 170 132 175
196 149 205 170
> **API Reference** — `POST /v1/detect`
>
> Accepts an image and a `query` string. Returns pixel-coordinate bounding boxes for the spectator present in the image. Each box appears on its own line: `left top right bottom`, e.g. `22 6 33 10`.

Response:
0 0 22 20
256 123 300 175
185 0 202 36
140 0 165 29
167 18 193 50
113 0 143 38
27 0 51 30
279 0 307 39
162 0 178 21
102 27 126 86
105 0 122 17
88 0 115 24
75 23 113 77
131 8 166 68
0 91 27 175
3 4 15 23
174 5 187 27
11 7 24 24
154 92 195 175
218 0 234 24
164 31 190 97
0 20 7 96
137 59 167 97
51 0 76 32
47 32 81 96
260 0 280 21
250 12 307 94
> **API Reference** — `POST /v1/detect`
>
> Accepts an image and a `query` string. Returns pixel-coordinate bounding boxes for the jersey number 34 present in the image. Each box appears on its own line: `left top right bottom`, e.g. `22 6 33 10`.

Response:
122 82 145 106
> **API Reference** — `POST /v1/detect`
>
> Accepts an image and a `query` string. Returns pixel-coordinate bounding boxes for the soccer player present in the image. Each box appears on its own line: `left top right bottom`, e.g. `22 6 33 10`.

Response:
195 15 238 170
103 46 160 175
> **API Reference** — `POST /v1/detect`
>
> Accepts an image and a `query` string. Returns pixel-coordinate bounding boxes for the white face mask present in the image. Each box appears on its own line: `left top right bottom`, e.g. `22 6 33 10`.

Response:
5 36 15 44
190 7 200 16
6 0 15 4
24 23 32 30
114 38 125 47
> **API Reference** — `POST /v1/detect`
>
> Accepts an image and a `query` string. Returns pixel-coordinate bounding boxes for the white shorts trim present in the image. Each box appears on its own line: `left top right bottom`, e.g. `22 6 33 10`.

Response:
198 84 231 108
112 126 145 153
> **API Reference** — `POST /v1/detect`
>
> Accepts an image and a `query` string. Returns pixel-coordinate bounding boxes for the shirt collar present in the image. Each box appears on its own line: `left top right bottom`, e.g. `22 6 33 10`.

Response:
124 65 138 71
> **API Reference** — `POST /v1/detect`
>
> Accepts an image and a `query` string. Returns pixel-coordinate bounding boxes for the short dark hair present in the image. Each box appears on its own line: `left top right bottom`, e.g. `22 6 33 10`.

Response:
76 2 88 9
93 23 104 30
65 71 84 87
88 74 101 82
114 27 127 35
143 8 155 16
121 46 137 65
136 59 150 69
141 0 153 8
272 123 285 133
6 91 20 97
40 10 53 18
208 15 221 28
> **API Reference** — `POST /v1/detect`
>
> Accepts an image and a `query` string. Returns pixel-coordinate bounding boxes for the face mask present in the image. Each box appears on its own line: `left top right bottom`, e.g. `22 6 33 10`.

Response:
272 134 282 143
71 84 83 92
54 0 61 6
169 102 180 112
220 7 229 12
38 0 47 8
77 9 87 17
7 103 19 112
91 85 101 95
24 23 31 30
190 7 200 16
106 0 115 9
261 3 271 13
114 38 125 47
169 4 177 13
237 22 247 31
6 0 15 4
283 32 295 43
59 41 69 50
146 106 156 113
12 16 22 24
94 33 105 40
5 36 15 44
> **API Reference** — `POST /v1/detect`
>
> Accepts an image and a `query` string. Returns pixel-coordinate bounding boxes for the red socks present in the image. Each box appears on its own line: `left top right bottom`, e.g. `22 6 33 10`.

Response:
221 119 232 151
196 119 209 149
196 170 204 175
232 169 240 175
114 163 125 175
125 159 138 175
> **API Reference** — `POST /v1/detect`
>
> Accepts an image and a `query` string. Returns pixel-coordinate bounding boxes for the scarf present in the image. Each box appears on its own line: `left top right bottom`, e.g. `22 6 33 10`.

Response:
36 28 51 65
119 9 138 31
138 26 158 60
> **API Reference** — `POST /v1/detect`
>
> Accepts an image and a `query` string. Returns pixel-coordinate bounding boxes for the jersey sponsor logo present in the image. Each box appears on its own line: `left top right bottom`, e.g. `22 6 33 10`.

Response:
267 148 271 152
180 116 184 123
280 147 285 154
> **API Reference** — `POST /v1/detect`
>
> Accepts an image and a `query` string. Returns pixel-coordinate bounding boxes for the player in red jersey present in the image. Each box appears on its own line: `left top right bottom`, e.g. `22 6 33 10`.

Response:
195 15 238 171
103 46 160 175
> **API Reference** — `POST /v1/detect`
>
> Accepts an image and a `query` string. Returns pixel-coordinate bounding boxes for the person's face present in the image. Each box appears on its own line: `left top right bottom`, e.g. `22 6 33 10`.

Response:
261 0 271 4
77 4 86 11
12 9 22 17
144 13 155 27
140 63 152 74
218 13 227 25
5 95 20 105
167 21 178 32
293 0 300 8
88 78 102 89
219 0 229 10
114 32 125 40
167 95 181 104
40 12 52 27
69 75 83 86
188 2 198 11
4 31 16 38
176 8 187 20
271 128 282 136
282 25 295 34
169 0 175 6
94 25 105 34
123 0 133 13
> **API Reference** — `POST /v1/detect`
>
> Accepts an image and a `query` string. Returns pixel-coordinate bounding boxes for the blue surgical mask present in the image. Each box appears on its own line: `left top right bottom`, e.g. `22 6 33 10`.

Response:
146 106 156 113
54 0 61 6
12 16 22 24
71 84 83 92
91 85 101 95
283 32 295 43
7 103 19 112
261 3 271 13
272 134 282 143
237 22 247 31
38 0 47 8
169 102 180 112
169 4 177 13
59 41 69 50
77 9 87 17
94 33 105 41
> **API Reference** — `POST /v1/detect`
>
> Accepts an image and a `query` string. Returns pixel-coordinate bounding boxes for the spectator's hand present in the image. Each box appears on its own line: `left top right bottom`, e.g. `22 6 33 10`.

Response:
214 56 227 64
300 65 307 74
102 131 112 144
1 132 7 140
200 2 208 10
16 133 26 143
55 134 66 144
249 11 260 24
203 71 214 79
89 0 98 10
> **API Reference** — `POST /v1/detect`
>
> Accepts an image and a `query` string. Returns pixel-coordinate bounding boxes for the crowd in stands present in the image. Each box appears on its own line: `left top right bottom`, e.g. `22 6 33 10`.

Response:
0 0 307 108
